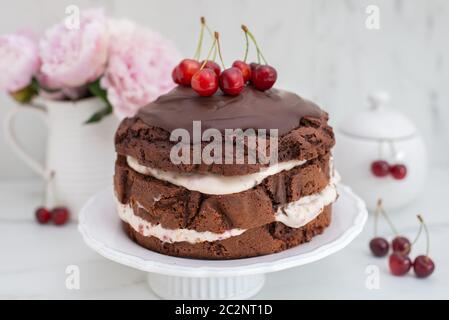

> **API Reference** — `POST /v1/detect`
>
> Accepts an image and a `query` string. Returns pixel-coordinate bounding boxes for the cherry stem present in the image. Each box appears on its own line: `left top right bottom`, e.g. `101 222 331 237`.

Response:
193 17 205 60
241 25 268 64
243 30 249 62
417 214 430 256
194 17 215 61
204 21 214 39
212 43 218 61
214 32 226 69
374 198 380 236
377 199 399 235
200 36 217 70
411 221 423 246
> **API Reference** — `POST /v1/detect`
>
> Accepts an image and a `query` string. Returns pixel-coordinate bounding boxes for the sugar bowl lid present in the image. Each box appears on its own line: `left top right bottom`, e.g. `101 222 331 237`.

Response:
339 91 416 140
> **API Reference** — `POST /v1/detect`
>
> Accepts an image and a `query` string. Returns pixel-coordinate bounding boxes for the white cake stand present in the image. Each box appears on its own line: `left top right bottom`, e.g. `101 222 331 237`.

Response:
78 184 367 300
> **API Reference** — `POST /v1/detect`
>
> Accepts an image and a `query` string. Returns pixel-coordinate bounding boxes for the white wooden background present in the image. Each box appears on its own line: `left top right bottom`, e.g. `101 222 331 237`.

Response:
1 0 448 179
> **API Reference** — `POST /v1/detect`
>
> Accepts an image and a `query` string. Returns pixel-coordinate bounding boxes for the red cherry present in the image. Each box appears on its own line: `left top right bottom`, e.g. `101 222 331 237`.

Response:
392 236 412 256
52 207 70 226
249 62 259 77
389 253 412 276
171 67 181 84
390 164 407 180
371 160 390 177
252 65 277 91
201 60 221 77
191 69 218 97
35 207 52 224
413 255 435 278
369 237 389 257
232 60 251 82
173 59 201 86
219 67 245 96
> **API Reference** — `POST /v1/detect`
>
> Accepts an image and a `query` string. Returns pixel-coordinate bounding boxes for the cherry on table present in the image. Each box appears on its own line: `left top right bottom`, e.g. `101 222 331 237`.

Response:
219 67 245 96
52 207 70 226
369 237 389 257
201 60 221 77
172 59 201 86
413 255 435 278
251 65 277 91
191 69 218 97
389 253 412 276
390 164 407 180
412 215 435 278
392 236 411 256
371 160 390 177
35 207 52 224
232 60 251 82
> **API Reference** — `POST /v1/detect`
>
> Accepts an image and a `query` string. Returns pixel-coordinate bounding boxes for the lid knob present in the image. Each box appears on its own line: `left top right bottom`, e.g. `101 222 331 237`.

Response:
368 91 390 110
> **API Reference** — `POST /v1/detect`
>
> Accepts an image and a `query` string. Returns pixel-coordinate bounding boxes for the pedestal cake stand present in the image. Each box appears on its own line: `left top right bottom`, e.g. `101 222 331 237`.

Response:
78 184 367 300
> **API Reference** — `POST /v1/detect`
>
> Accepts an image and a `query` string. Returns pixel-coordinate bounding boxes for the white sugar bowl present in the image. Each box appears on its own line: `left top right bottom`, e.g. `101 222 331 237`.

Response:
334 92 428 211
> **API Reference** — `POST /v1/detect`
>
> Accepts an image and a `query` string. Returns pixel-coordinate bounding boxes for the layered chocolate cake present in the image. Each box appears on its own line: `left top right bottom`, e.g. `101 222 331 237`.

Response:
114 86 336 259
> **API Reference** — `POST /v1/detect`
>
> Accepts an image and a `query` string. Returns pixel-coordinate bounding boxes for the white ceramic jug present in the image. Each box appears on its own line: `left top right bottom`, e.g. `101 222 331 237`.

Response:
4 97 118 218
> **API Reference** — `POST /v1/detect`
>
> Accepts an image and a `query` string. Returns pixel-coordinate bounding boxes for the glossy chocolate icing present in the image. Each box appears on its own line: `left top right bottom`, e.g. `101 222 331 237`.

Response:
137 86 323 136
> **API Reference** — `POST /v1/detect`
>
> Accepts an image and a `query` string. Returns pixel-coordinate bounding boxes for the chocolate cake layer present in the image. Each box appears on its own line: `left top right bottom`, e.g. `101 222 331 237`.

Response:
114 153 331 233
122 205 332 259
115 87 335 176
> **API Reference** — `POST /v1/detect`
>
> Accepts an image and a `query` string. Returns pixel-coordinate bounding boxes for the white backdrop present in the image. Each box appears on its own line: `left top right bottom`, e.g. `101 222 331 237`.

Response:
1 0 448 179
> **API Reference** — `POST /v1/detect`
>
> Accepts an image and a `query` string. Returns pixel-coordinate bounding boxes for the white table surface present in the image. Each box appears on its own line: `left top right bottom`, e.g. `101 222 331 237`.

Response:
1 168 448 299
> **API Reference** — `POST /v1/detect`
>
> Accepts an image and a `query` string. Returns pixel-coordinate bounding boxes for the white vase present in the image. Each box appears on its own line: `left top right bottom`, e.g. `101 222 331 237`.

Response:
4 96 119 219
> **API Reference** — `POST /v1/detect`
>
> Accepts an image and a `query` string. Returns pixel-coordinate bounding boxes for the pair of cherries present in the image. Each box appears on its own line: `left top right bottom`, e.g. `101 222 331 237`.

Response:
35 206 70 225
172 58 277 96
371 160 407 180
369 200 435 278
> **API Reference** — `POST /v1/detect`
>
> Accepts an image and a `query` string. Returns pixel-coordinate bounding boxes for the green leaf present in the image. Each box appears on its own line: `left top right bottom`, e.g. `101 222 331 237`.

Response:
30 77 40 93
84 104 113 124
85 80 113 124
10 81 38 103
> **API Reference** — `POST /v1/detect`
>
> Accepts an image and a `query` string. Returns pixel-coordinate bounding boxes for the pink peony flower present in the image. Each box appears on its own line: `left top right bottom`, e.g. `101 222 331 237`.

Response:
39 9 109 88
101 19 180 120
0 34 40 92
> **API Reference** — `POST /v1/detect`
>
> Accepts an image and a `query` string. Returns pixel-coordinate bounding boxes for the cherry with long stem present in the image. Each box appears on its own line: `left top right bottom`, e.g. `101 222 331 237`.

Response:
377 199 413 256
191 34 219 97
232 28 252 82
369 199 390 257
413 215 435 278
215 32 245 96
241 25 268 64
241 25 277 90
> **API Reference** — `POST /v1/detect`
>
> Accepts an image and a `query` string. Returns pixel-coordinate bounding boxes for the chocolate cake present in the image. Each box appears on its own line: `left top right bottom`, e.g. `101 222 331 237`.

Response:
114 86 336 259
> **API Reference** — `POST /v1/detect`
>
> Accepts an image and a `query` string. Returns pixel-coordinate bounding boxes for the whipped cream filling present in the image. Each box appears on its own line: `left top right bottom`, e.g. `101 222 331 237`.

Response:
116 198 246 244
275 166 339 228
275 180 338 228
116 174 338 244
126 156 307 195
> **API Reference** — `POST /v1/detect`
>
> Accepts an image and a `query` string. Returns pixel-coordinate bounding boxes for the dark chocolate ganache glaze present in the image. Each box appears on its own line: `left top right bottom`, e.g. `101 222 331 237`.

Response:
137 86 323 136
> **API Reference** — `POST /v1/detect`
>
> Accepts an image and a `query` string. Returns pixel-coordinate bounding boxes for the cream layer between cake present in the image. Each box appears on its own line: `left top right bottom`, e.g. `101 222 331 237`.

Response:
116 174 338 244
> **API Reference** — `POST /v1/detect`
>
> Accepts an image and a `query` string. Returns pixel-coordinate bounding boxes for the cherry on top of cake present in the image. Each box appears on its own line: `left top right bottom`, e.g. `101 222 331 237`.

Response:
137 85 324 136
